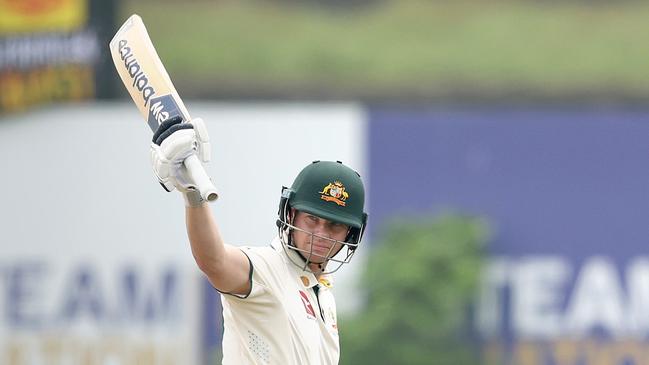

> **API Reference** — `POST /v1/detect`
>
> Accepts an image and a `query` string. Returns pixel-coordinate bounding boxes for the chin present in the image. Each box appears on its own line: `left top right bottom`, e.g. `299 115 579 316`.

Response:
302 252 325 263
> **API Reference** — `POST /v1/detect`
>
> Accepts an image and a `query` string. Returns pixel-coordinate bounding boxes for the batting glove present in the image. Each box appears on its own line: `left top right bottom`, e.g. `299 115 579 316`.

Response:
150 116 211 194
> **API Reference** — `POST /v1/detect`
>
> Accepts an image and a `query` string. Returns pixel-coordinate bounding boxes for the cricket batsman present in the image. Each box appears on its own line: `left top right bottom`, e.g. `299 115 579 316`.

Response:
150 116 368 364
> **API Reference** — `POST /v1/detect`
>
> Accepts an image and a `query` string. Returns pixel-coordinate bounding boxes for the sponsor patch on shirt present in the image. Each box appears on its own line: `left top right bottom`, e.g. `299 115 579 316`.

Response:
299 290 317 320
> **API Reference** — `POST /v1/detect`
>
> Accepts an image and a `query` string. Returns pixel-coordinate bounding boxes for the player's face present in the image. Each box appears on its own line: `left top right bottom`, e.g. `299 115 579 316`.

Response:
291 209 350 264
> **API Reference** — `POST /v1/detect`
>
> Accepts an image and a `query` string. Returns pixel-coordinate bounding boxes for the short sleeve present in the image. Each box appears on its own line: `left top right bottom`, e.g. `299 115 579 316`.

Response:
223 246 284 302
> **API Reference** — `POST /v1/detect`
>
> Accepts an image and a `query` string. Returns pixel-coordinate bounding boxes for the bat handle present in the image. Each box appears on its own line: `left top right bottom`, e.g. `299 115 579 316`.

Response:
184 155 219 202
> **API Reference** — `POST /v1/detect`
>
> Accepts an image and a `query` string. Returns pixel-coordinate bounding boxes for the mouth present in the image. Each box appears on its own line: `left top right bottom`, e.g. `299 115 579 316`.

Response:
310 244 333 256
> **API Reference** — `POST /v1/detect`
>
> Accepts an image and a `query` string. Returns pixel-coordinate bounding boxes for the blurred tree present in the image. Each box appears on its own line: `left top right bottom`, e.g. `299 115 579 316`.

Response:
125 0 649 104
339 213 489 365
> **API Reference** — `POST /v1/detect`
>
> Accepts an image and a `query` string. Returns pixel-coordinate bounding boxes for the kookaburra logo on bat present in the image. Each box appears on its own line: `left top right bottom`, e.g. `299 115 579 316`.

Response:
319 181 349 206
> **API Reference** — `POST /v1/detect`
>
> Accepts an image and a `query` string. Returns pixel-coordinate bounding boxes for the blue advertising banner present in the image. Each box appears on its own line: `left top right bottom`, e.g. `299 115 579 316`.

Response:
368 108 649 365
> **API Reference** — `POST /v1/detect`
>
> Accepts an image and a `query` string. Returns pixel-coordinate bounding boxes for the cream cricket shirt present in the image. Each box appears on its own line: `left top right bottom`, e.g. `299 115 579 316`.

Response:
220 238 340 365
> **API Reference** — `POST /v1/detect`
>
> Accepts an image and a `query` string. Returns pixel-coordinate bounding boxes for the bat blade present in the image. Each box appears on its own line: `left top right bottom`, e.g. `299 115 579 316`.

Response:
109 14 190 132
108 14 218 202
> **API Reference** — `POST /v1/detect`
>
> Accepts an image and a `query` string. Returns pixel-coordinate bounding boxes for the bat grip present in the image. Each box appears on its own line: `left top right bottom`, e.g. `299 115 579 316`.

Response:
184 155 219 202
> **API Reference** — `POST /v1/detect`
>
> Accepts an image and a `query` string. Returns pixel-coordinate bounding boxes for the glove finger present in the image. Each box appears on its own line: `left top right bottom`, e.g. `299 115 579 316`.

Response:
173 164 195 191
152 115 184 144
159 129 196 163
155 123 194 146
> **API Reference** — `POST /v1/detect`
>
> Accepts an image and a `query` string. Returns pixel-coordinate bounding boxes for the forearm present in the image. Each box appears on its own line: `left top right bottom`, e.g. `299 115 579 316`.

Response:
186 203 226 274
185 203 250 294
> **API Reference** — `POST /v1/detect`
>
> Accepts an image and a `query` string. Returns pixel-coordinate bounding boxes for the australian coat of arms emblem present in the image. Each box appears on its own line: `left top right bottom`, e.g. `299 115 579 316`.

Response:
319 181 349 206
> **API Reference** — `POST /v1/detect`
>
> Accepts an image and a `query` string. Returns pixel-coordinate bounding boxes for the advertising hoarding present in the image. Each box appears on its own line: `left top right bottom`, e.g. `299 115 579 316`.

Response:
368 107 649 365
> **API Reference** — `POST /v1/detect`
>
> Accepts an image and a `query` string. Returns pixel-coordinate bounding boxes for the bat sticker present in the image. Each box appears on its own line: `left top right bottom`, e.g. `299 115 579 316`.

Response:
147 94 182 129
117 39 156 107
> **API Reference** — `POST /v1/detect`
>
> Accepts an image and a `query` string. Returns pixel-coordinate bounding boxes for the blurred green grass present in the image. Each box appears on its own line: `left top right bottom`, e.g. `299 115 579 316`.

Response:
121 0 649 101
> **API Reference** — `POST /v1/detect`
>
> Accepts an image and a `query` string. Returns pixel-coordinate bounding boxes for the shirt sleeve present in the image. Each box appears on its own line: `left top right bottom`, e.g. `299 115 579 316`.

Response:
223 246 285 302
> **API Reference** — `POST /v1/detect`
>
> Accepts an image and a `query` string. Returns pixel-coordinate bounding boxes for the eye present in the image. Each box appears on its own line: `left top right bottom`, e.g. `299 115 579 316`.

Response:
329 222 348 232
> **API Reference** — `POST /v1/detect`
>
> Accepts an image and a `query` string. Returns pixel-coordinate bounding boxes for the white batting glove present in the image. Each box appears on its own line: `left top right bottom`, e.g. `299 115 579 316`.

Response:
150 116 211 194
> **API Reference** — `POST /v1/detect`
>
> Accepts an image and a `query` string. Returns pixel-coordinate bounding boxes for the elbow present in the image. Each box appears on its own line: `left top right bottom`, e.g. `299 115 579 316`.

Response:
192 252 224 279
193 253 236 293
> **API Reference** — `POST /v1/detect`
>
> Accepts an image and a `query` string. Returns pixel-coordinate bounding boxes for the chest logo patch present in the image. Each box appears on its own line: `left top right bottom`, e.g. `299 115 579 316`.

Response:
299 290 317 320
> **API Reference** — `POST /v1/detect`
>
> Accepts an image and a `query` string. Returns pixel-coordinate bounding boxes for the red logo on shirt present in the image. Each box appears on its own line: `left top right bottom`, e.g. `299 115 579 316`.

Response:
299 290 317 320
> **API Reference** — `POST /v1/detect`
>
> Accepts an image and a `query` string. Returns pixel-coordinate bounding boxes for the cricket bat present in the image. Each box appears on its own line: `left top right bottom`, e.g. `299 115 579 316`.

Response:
109 14 218 202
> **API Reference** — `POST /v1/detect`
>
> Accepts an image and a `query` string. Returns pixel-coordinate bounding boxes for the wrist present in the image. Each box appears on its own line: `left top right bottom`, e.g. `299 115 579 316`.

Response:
183 190 206 207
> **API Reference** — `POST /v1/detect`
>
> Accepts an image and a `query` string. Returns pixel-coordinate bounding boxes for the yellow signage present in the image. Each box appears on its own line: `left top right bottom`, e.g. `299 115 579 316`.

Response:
0 0 87 33
1 65 94 112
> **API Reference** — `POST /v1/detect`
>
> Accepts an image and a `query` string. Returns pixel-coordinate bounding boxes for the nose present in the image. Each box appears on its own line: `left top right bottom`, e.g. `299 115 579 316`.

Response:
312 222 329 237
311 220 335 240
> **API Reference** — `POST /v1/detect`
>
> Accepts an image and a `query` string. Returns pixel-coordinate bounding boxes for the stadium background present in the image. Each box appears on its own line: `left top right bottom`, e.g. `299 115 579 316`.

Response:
2 1 648 364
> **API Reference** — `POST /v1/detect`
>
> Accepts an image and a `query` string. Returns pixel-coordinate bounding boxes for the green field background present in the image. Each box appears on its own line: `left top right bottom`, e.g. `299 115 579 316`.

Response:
122 0 648 103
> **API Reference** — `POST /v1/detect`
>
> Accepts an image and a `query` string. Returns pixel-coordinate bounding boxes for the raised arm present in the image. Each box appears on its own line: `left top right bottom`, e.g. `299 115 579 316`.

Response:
185 203 251 295
150 116 251 295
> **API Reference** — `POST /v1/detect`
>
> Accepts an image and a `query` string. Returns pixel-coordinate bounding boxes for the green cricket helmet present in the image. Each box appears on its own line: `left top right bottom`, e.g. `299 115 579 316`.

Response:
277 160 368 273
